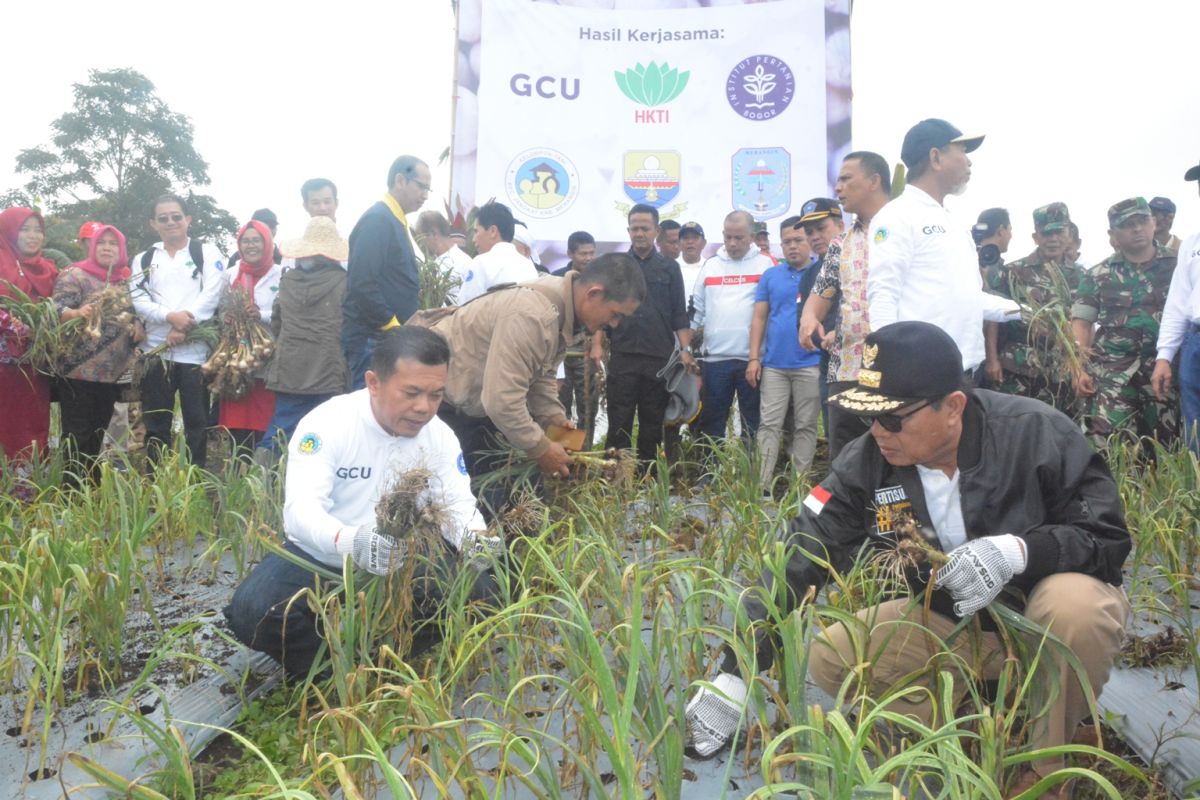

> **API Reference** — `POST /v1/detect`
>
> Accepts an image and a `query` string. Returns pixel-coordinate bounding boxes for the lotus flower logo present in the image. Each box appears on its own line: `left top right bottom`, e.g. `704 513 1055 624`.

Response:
614 62 690 106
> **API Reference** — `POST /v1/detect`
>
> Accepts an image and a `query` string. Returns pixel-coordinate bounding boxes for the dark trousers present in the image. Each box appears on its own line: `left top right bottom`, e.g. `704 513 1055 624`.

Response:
438 403 513 522
58 378 122 482
559 356 600 448
224 540 497 678
606 352 670 462
698 358 760 440
259 391 336 454
343 333 377 391
826 379 872 460
140 360 210 467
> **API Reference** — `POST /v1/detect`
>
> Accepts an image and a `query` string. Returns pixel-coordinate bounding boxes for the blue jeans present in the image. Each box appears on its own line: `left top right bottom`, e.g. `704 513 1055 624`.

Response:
1181 325 1200 454
698 358 760 439
258 392 337 453
344 335 378 391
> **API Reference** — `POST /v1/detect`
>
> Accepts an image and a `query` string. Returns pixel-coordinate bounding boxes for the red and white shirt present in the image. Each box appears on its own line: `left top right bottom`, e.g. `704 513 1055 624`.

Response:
690 246 773 361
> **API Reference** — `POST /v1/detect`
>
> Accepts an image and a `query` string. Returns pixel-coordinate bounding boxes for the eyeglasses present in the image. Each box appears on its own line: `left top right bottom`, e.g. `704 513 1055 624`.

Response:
410 179 432 193
156 214 185 223
870 400 930 433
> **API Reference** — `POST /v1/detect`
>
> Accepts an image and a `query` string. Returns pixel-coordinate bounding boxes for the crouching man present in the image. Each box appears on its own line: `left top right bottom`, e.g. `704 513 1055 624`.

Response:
225 327 499 678
684 321 1130 798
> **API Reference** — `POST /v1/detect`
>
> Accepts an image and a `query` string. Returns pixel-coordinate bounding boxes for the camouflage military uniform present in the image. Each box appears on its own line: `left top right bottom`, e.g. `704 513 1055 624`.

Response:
1072 245 1178 446
985 252 1083 411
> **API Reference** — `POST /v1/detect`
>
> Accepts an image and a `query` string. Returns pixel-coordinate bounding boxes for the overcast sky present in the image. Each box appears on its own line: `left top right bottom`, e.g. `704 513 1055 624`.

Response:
2 0 1198 266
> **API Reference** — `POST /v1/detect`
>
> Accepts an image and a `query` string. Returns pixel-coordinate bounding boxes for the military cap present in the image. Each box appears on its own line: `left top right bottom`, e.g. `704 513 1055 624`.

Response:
1033 202 1070 233
1107 197 1152 228
1148 197 1176 215
798 197 843 225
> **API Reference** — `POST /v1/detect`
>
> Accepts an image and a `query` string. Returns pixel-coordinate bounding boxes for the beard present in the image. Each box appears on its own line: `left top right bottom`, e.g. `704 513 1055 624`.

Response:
947 179 969 197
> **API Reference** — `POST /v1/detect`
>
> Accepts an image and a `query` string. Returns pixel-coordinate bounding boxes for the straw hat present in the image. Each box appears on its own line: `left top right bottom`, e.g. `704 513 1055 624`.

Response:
279 216 348 261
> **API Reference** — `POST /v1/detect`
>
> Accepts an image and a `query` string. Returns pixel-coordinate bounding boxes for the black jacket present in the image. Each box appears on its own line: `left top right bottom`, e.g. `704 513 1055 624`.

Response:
607 247 689 360
749 390 1130 627
341 201 418 349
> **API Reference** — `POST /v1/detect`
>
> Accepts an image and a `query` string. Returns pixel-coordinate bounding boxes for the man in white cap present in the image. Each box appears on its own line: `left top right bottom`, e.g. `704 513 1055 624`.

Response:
867 119 1018 377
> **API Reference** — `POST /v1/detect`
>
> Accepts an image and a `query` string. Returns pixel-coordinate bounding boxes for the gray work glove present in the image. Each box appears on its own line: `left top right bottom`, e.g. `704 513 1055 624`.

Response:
461 531 504 568
337 525 408 576
934 534 1027 617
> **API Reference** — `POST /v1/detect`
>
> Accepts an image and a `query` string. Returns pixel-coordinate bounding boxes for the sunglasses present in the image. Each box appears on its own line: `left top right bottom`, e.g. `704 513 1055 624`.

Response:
870 399 930 433
156 214 185 223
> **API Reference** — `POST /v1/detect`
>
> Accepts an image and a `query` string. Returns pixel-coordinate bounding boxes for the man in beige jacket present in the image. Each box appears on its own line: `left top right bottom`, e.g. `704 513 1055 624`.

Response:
433 253 645 517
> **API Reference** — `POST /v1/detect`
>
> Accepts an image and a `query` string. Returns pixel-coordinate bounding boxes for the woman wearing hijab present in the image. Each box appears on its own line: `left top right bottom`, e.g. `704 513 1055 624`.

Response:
0 208 59 462
218 220 283 455
53 224 143 479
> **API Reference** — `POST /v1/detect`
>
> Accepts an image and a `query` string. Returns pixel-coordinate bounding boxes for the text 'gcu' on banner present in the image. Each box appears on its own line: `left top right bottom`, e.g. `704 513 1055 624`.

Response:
452 0 852 260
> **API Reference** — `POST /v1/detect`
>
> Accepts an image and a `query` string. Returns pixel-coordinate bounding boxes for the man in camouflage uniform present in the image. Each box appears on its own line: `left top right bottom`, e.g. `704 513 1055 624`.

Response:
984 203 1083 410
1071 197 1178 448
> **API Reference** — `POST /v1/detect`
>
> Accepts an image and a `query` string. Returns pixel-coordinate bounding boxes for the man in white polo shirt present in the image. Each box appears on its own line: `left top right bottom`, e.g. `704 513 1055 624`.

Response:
1151 159 1200 453
457 201 538 304
867 119 1018 376
225 327 499 677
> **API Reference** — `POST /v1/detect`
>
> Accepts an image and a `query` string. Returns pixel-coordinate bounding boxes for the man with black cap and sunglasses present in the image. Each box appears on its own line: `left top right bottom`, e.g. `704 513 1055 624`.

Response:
683 320 1130 798
867 119 1018 380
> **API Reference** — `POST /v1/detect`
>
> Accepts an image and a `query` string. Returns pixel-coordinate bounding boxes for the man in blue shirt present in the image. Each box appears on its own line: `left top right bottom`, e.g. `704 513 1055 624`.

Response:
747 215 823 492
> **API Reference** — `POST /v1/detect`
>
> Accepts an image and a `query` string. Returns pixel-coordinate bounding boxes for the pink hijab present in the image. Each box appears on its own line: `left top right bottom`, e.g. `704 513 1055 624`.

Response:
71 224 130 283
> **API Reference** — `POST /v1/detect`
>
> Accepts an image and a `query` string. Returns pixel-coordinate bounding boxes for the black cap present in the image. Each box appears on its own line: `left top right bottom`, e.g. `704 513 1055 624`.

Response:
830 321 964 415
251 208 279 228
973 208 1010 238
798 197 843 224
900 118 984 169
680 221 705 238
1184 161 1200 182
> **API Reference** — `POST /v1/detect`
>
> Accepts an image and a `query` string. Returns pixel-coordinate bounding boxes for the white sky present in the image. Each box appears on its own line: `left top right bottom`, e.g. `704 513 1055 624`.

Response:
3 0 1198 267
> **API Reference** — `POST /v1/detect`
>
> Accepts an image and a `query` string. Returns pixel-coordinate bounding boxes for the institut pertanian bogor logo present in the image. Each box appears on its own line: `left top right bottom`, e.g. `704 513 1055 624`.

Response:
505 148 581 219
726 55 795 121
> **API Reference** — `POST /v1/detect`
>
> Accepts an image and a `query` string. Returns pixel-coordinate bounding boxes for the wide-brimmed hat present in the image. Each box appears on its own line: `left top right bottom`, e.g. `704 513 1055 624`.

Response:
830 321 964 415
657 346 700 426
279 216 348 261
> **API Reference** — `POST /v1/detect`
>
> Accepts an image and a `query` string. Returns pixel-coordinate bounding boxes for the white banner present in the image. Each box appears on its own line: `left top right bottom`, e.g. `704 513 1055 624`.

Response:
453 0 851 263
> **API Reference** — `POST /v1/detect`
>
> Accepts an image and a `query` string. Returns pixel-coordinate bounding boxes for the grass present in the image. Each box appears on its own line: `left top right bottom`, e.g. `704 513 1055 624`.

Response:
1 434 1196 798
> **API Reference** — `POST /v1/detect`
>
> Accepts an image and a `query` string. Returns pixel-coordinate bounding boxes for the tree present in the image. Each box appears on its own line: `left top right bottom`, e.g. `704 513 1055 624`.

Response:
13 68 237 255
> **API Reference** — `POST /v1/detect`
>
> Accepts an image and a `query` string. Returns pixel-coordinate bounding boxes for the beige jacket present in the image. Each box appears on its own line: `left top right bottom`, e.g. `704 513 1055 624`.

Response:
432 273 577 457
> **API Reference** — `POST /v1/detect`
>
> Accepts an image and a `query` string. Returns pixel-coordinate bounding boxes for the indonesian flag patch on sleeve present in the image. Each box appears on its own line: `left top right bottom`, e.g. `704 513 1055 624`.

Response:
803 485 832 515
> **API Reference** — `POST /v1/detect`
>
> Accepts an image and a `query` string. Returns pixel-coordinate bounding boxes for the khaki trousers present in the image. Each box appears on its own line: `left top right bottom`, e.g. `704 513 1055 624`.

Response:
756 365 821 487
808 573 1129 774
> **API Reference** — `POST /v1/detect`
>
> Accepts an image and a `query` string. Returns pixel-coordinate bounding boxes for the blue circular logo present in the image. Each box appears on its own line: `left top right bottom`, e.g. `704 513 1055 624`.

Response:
298 432 322 455
505 148 580 219
726 55 795 121
456 453 469 475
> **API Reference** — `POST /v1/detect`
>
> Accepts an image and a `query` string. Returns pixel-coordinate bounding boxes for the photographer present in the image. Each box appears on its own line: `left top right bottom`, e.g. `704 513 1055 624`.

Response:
973 207 1011 272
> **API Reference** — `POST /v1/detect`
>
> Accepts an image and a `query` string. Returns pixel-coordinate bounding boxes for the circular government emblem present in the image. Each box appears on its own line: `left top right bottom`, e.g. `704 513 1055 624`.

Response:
298 432 322 455
726 55 795 121
505 148 580 219
874 228 889 244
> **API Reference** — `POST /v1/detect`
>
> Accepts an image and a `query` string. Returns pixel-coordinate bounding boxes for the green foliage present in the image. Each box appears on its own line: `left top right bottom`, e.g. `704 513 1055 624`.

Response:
12 68 237 254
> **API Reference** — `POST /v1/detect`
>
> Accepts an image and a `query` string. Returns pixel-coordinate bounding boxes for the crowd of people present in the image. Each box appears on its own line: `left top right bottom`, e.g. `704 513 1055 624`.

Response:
2 117 1198 799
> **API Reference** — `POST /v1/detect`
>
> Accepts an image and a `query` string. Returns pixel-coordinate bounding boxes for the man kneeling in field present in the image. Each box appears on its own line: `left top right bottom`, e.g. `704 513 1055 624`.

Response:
225 327 499 678
684 321 1131 798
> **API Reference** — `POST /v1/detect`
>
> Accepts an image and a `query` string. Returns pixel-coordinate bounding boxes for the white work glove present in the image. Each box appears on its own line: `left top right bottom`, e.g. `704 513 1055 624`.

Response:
684 672 747 759
934 534 1027 617
461 531 504 567
336 526 407 576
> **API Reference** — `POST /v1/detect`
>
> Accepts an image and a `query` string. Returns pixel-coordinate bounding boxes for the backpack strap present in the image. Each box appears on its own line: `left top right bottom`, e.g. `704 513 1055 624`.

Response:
137 248 155 292
188 239 205 282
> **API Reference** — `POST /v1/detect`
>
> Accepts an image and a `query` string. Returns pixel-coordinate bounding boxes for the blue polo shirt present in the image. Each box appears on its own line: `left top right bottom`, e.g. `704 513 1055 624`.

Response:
755 259 821 369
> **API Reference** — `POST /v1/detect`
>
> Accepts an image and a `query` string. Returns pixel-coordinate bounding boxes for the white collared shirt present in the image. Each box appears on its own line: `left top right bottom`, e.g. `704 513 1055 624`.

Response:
457 242 539 304
867 185 1018 371
1157 231 1200 361
129 239 227 365
284 390 485 568
916 464 967 552
438 244 475 304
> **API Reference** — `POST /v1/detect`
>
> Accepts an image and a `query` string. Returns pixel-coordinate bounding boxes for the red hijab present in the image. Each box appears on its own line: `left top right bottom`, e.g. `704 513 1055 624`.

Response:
0 208 58 300
71 224 130 283
234 221 275 293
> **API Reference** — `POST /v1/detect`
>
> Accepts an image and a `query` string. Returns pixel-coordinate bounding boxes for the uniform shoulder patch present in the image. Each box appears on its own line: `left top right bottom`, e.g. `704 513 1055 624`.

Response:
456 453 469 475
873 228 889 244
298 432 322 454
803 485 832 515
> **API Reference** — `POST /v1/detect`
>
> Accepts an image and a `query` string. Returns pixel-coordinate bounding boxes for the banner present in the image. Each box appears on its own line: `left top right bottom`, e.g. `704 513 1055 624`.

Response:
452 0 851 265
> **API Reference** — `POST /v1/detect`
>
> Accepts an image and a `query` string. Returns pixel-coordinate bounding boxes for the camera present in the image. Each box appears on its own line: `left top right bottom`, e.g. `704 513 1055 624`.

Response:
972 224 1001 269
